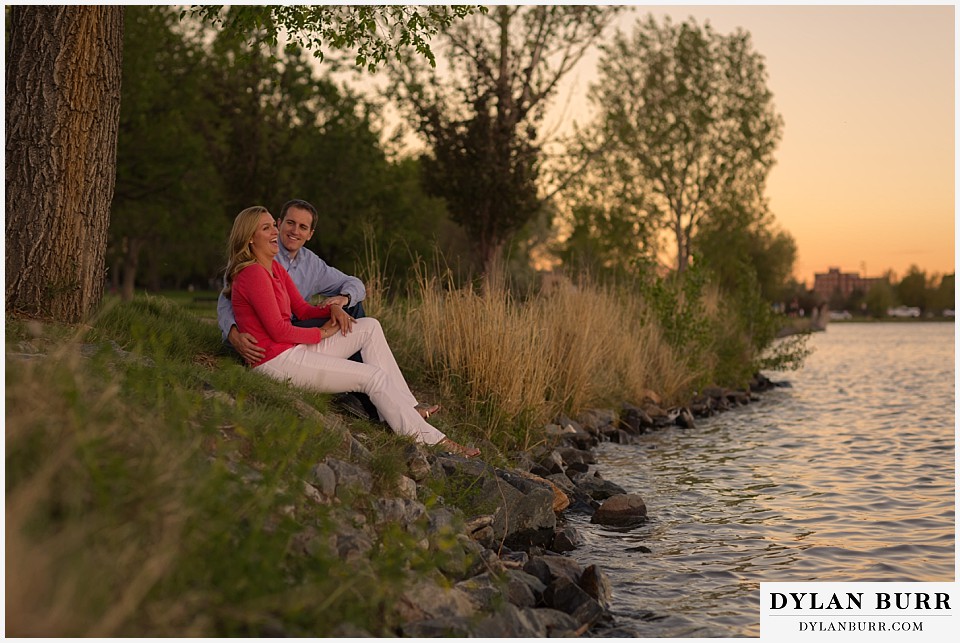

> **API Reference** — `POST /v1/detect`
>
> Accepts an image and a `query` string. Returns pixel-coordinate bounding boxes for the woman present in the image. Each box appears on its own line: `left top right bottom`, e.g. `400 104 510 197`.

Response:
224 206 479 457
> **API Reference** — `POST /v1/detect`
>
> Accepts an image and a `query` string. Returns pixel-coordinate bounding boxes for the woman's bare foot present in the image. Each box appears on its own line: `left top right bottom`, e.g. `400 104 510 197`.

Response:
416 402 441 419
439 437 480 458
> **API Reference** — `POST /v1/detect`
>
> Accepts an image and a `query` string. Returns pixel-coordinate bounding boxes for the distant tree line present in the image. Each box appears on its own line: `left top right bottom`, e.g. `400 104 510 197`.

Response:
9 4 805 329
781 267 954 319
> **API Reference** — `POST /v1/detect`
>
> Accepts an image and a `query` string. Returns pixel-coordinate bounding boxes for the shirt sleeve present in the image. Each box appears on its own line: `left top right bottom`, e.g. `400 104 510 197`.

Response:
312 256 366 305
282 267 332 322
216 288 236 341
235 266 323 345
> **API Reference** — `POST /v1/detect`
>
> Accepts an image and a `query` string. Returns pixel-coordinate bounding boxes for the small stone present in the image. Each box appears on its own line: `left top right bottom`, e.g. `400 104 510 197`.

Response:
302 481 331 505
373 497 427 526
591 493 648 527
473 604 545 637
310 462 337 497
504 569 543 607
551 525 582 553
543 576 594 615
523 554 583 586
404 444 432 481
325 457 373 498
580 564 612 608
676 407 696 429
396 475 418 500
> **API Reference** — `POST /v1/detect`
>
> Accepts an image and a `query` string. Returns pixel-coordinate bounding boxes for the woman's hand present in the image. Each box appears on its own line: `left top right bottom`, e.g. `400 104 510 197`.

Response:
228 326 266 365
320 319 341 340
328 303 355 335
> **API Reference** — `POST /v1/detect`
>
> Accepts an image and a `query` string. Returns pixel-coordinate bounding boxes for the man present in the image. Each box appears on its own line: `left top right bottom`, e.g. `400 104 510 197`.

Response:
218 198 376 419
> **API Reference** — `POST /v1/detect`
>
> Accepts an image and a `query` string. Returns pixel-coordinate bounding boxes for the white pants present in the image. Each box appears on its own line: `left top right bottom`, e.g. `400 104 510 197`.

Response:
254 318 446 445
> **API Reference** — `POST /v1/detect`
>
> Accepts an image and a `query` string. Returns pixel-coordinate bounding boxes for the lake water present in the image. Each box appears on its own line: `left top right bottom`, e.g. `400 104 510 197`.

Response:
572 322 955 638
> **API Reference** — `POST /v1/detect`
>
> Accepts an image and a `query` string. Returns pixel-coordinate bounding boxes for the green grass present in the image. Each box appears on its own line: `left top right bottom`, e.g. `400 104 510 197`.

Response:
5 296 470 637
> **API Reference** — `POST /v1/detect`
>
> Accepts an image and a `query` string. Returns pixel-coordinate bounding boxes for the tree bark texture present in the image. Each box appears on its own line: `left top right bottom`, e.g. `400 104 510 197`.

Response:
5 6 123 322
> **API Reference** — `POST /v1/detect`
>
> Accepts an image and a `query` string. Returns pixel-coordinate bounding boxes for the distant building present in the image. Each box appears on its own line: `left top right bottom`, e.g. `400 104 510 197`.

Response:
813 267 885 302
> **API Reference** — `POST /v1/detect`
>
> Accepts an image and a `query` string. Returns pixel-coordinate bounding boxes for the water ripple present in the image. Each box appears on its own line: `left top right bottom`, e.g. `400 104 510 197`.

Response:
578 323 954 637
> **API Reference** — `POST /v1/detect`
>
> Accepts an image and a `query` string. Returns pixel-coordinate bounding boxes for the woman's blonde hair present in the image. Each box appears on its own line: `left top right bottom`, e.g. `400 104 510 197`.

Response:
223 206 271 299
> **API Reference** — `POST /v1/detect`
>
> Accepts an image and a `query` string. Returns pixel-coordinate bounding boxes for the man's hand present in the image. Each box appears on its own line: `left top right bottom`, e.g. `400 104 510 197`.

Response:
324 294 350 308
228 326 265 365
328 303 355 335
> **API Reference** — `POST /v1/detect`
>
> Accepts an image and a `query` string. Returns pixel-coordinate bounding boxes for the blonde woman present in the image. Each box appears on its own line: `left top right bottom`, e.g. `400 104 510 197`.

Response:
223 206 479 457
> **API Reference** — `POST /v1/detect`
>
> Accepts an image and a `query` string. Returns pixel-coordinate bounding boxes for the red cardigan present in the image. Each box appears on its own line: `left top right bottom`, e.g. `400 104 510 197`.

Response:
232 261 331 367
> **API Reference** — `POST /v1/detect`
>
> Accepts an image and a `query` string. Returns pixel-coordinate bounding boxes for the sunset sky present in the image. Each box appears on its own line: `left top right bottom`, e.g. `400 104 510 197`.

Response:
547 3 955 284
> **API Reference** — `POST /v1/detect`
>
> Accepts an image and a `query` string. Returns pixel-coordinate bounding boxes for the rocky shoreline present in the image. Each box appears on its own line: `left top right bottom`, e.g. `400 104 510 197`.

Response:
282 372 790 637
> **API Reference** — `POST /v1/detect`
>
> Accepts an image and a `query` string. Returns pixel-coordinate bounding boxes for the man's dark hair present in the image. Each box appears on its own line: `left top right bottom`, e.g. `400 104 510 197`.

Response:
279 199 318 230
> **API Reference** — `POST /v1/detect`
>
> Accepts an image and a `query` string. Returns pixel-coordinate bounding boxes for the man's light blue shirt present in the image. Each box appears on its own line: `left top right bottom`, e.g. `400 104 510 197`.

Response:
217 242 365 340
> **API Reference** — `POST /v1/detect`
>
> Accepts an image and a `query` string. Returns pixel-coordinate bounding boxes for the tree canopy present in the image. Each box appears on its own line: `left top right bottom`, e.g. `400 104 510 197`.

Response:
392 6 621 274
588 15 784 274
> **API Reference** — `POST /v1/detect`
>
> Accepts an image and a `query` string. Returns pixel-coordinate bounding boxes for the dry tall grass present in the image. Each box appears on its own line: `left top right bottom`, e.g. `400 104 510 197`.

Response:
372 260 699 451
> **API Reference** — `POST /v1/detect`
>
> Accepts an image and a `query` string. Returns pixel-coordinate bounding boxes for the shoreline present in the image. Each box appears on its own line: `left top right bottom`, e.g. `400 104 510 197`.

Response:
299 372 788 636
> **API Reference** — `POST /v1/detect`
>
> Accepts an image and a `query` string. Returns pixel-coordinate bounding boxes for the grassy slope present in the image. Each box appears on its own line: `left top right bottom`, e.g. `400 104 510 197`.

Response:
6 296 463 636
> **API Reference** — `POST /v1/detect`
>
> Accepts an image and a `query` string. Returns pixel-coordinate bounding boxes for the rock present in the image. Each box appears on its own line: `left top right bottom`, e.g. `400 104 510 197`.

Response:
551 524 582 553
332 525 374 562
288 526 325 558
619 402 654 433
544 576 604 626
395 580 478 623
527 607 580 636
455 573 504 610
702 385 725 399
564 461 590 474
324 458 373 498
401 617 473 638
310 462 337 497
570 471 627 501
625 544 653 553
577 408 617 434
404 444 432 482
395 475 418 500
580 564 612 608
608 428 636 444
473 604 545 637
511 469 570 512
373 497 427 527
327 623 375 637
556 446 595 466
302 480 331 505
675 407 696 429
590 493 648 527
504 569 544 607
431 459 560 550
728 389 751 405
499 548 529 568
428 507 460 535
523 554 583 587
545 473 597 514
642 403 672 426
543 423 577 439
571 597 609 629
535 449 566 475
555 415 597 449
475 546 506 576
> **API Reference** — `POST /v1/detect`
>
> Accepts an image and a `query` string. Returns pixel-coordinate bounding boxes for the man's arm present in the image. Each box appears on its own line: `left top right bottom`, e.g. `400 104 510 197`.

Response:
306 254 365 305
216 291 237 341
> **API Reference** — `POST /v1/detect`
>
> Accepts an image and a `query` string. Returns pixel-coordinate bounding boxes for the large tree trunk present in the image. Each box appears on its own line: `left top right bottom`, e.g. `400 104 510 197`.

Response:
5 6 124 323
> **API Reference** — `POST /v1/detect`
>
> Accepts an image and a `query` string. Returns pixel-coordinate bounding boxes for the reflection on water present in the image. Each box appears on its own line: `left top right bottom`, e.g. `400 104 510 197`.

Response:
575 323 955 637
